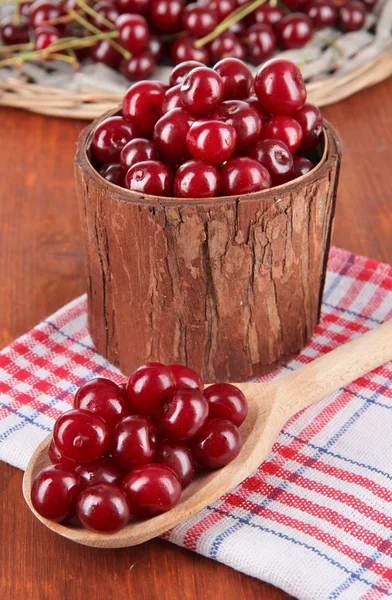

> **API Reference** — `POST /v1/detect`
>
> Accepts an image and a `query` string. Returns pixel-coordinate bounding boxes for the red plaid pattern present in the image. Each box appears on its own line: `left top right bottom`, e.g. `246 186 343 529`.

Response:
1 247 392 600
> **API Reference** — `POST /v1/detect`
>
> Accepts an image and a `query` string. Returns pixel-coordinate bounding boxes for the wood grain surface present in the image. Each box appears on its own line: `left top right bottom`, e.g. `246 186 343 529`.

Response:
1 77 392 599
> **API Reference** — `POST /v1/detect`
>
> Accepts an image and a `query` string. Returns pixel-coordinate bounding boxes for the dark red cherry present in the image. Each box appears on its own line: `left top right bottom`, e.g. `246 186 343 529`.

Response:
360 0 378 9
120 138 159 170
199 0 235 20
148 33 164 59
203 383 248 427
283 0 310 9
73 377 131 432
156 440 195 487
75 456 126 487
263 116 303 154
247 4 284 27
170 35 210 65
338 0 366 31
306 0 337 27
98 163 125 186
19 2 32 17
248 138 293 186
31 465 81 522
123 463 182 517
186 120 237 164
91 0 119 30
161 84 184 113
29 0 63 29
246 24 277 65
116 13 149 53
91 116 135 164
174 160 221 198
48 438 77 470
53 409 111 462
169 60 205 86
182 3 218 37
91 39 122 68
153 107 195 165
245 95 272 123
213 57 253 100
221 157 271 195
228 20 247 37
149 0 184 33
277 13 313 49
211 100 262 151
208 32 245 62
111 414 157 469
294 102 323 151
191 418 242 468
114 0 149 12
120 51 157 81
126 362 176 418
169 364 204 391
123 80 166 136
254 58 307 116
77 482 130 533
293 155 315 178
34 25 60 51
180 67 224 116
125 160 173 197
0 16 30 45
160 388 209 440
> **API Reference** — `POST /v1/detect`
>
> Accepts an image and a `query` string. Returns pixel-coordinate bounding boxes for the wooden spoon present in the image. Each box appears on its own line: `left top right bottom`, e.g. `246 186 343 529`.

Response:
23 320 392 548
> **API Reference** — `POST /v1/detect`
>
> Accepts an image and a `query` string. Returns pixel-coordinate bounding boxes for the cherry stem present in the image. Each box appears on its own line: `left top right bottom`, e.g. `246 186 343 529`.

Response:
13 0 21 27
0 41 34 53
194 0 269 48
74 0 116 31
40 14 75 26
68 8 130 59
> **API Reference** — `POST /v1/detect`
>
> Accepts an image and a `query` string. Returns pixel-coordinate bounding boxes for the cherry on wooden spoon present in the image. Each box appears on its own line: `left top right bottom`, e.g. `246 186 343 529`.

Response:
23 319 392 548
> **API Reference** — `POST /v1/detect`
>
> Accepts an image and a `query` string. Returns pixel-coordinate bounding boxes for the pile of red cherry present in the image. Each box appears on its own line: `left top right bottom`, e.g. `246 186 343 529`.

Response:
31 363 248 533
0 0 376 82
91 56 322 197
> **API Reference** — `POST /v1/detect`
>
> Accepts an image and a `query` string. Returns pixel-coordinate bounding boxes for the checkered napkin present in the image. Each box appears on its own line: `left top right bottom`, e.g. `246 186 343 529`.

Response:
1 247 392 600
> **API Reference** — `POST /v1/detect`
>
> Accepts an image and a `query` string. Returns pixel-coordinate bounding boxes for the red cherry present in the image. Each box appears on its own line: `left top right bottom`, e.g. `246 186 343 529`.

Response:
208 32 245 62
213 57 253 100
203 383 248 427
123 80 166 136
338 0 366 31
228 20 247 37
186 120 237 164
170 35 210 65
125 160 173 197
283 0 310 9
247 4 284 27
148 33 164 59
191 418 242 468
48 438 77 470
254 58 307 116
169 364 204 391
73 377 131 432
0 16 30 45
31 465 81 522
111 414 157 469
123 463 182 517
91 39 122 68
293 155 315 178
149 0 184 33
117 14 149 52
34 25 60 51
91 1 119 30
161 84 184 113
75 456 126 487
126 362 176 417
246 24 277 65
98 163 125 186
221 157 271 195
29 0 63 29
160 388 209 440
156 440 195 487
53 409 111 462
153 107 195 165
120 138 159 170
360 0 378 9
182 3 218 37
174 160 221 198
277 13 313 49
169 60 205 86
294 102 323 151
245 95 272 123
199 0 235 20
114 0 149 12
263 116 303 154
211 100 262 151
91 116 135 164
248 138 293 186
120 52 157 81
306 0 337 27
77 482 130 533
180 67 224 116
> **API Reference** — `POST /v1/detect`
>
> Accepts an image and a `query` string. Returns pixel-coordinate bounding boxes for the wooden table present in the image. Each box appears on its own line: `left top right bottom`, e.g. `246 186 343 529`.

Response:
1 78 391 600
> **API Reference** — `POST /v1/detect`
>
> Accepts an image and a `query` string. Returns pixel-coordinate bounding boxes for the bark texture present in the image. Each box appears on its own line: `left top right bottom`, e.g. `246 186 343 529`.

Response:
75 120 341 382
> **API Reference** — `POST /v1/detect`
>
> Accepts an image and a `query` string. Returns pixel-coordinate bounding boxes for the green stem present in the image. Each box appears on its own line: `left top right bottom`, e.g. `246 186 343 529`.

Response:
68 9 130 59
74 0 116 30
0 41 34 53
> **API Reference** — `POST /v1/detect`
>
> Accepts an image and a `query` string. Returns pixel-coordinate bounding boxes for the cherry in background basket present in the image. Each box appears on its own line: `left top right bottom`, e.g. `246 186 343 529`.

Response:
31 363 248 533
90 57 324 198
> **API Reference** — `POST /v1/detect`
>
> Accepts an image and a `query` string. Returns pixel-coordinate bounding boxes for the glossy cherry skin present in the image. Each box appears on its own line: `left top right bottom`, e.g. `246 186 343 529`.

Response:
211 100 262 151
338 0 365 31
120 52 157 81
306 0 337 28
76 482 130 533
111 415 157 469
293 155 315 178
149 0 184 33
120 138 159 170
191 418 242 468
125 160 173 197
153 108 195 165
53 409 111 462
48 438 77 470
186 120 237 164
247 5 285 27
160 388 209 440
203 383 248 427
117 14 149 53
31 465 81 522
123 463 182 517
75 456 126 487
156 440 195 487
221 157 271 195
208 32 245 62
126 362 176 418
182 3 218 37
34 25 60 51
169 364 204 391
73 377 131 432
245 95 272 124
98 163 125 186
169 60 205 86
114 0 149 12
200 0 235 20
148 34 164 60
91 39 122 68
277 13 313 49
263 116 303 154
92 0 119 30
246 24 277 65
29 0 63 29
0 16 30 45
294 102 323 151
174 160 220 198
213 58 253 101
170 36 210 65
91 116 135 164
180 67 224 116
123 81 166 136
248 138 293 186
161 84 184 113
255 58 307 116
